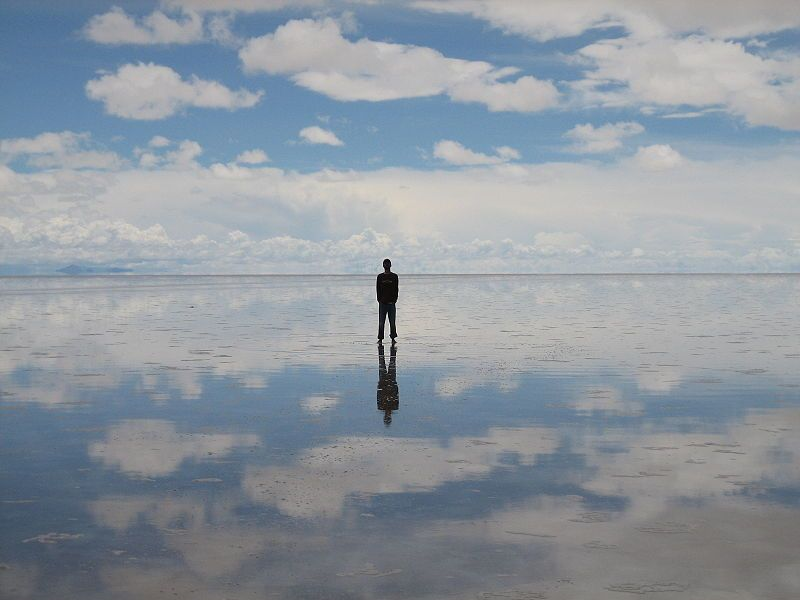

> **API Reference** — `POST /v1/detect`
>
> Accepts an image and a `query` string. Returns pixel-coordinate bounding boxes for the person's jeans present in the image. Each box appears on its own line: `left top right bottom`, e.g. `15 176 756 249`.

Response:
378 303 397 339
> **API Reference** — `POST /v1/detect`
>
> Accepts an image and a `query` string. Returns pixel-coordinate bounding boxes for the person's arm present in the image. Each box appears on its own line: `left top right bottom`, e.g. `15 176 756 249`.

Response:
376 275 380 302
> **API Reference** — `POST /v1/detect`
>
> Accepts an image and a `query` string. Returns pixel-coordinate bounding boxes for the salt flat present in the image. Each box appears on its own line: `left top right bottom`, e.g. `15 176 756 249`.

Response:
1 274 799 599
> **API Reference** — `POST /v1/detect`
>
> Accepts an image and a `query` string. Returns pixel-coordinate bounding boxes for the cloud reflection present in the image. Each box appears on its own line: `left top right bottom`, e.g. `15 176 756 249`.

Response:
243 427 558 518
89 419 260 477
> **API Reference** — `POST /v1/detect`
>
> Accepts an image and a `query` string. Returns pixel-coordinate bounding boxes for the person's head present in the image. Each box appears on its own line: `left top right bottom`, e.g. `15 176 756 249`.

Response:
382 258 392 271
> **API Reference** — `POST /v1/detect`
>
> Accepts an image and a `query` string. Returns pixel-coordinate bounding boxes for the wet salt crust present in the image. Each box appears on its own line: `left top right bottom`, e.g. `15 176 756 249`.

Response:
0 274 799 599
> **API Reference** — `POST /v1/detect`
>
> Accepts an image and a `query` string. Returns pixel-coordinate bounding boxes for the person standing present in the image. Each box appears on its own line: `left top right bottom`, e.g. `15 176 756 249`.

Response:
376 258 398 344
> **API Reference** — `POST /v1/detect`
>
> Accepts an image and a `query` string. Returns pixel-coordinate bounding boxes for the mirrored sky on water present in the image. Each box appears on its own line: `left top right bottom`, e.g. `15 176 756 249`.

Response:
1 275 799 599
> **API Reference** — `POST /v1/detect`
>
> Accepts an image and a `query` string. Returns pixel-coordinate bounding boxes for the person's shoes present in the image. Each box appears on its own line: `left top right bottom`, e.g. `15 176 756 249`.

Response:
390 337 397 345
377 338 384 344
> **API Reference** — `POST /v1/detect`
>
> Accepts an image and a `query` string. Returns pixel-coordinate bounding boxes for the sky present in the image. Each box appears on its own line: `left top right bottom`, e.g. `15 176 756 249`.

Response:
1 0 799 274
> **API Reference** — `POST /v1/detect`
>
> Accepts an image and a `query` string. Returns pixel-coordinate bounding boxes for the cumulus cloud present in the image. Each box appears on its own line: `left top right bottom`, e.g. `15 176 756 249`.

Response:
235 149 270 164
576 35 800 130
433 139 520 165
148 135 171 148
84 6 203 45
165 140 203 167
2 140 800 273
412 0 800 41
564 121 644 153
86 62 263 120
134 138 202 168
415 1 800 130
0 131 122 170
633 144 684 171
239 17 558 112
299 126 344 146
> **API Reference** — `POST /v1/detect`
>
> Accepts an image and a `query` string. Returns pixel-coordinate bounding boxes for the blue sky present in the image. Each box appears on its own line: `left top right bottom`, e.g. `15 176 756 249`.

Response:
1 0 799 273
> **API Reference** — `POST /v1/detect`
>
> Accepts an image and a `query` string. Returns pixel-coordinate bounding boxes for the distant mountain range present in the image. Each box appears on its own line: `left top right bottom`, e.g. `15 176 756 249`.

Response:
57 264 133 275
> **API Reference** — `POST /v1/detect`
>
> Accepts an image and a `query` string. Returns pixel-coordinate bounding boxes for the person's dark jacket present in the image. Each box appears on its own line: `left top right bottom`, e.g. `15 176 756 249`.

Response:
376 272 398 304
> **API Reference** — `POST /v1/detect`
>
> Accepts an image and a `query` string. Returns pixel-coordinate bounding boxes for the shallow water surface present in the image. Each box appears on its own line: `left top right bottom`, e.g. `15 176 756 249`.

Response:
1 275 799 599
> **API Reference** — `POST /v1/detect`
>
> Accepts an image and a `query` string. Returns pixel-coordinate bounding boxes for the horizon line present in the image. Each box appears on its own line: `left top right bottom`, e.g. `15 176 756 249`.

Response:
2 272 799 278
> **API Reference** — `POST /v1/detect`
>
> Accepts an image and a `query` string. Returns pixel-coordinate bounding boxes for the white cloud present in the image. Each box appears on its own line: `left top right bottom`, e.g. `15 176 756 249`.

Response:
533 231 594 256
138 152 161 168
414 2 800 130
206 13 241 47
3 142 800 273
299 125 344 146
235 148 270 164
1 131 74 155
165 140 203 167
433 139 520 165
412 0 800 41
0 131 122 170
447 72 561 112
86 62 263 120
239 17 558 112
633 144 684 171
166 0 323 12
148 135 171 148
414 0 623 42
659 111 706 119
134 138 203 168
564 121 644 153
576 36 800 130
84 6 203 45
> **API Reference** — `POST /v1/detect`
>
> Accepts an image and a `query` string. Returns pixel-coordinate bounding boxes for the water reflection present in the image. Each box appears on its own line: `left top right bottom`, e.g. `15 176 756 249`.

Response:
377 343 399 426
89 419 260 478
0 275 799 599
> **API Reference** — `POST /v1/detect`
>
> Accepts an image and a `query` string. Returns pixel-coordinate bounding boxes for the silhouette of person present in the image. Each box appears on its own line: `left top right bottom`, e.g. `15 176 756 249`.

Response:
377 343 399 426
376 258 398 344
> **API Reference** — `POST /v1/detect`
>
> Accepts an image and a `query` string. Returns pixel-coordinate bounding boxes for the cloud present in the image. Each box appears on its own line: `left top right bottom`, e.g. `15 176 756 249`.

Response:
84 6 203 45
447 72 562 112
414 2 800 130
166 140 203 167
206 13 241 47
3 141 800 273
564 121 644 153
299 125 344 146
575 36 800 130
433 139 520 165
165 0 323 12
659 111 706 119
235 148 270 164
0 131 122 170
86 62 263 120
532 231 594 256
633 144 684 171
134 138 203 168
148 135 171 148
239 17 558 112
412 0 800 41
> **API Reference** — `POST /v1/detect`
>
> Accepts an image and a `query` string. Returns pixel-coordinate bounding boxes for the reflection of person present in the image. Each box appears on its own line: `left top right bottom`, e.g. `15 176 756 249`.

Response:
376 258 398 344
377 343 399 426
